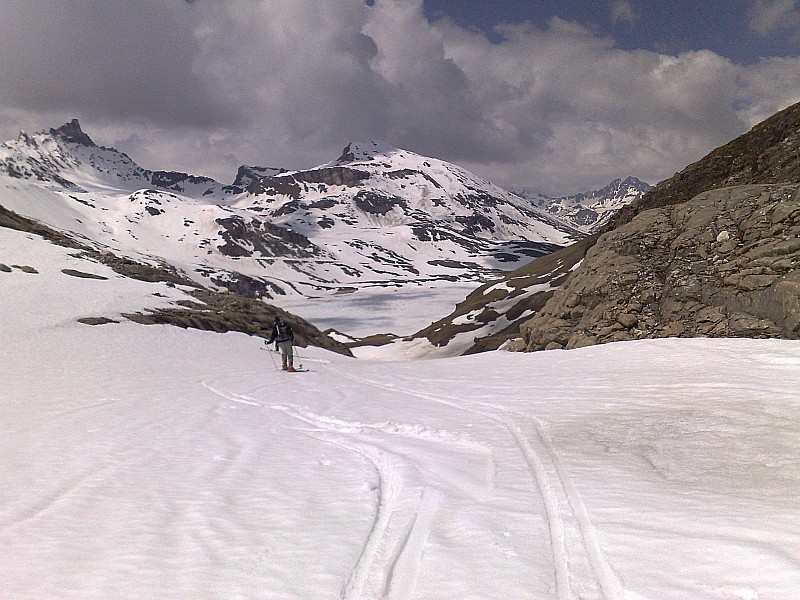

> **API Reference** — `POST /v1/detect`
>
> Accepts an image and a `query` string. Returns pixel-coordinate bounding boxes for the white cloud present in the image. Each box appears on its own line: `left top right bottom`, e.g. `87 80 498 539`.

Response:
735 56 800 125
1 0 800 193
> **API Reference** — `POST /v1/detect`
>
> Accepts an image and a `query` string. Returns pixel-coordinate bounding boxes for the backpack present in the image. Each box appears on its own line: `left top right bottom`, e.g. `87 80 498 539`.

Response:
275 320 292 342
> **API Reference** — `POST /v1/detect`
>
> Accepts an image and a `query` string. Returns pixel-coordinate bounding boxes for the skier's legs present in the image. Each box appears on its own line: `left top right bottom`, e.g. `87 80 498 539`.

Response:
285 341 294 369
278 340 294 370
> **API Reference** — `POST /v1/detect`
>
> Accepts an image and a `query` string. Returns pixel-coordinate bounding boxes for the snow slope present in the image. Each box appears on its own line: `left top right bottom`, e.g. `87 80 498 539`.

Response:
3 226 799 599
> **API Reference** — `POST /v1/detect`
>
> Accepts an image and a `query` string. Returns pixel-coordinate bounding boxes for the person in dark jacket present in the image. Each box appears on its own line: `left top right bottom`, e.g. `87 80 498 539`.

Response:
268 316 295 371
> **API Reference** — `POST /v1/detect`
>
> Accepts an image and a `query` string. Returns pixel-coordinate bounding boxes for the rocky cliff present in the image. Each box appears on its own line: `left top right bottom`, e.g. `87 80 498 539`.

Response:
521 184 800 350
519 100 800 351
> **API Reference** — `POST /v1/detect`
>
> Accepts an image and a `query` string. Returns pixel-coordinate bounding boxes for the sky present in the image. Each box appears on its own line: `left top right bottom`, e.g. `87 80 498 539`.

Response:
1 0 800 194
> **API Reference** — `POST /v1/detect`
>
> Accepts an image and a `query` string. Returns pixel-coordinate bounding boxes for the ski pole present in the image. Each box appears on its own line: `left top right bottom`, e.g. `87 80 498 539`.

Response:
264 340 280 371
293 341 303 370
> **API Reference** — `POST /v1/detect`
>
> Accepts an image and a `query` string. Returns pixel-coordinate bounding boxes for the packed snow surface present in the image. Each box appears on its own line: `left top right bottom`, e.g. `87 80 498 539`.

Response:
2 229 800 599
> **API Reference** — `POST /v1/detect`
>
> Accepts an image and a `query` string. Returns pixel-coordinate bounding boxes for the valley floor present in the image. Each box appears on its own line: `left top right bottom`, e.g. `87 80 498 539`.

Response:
2 229 800 599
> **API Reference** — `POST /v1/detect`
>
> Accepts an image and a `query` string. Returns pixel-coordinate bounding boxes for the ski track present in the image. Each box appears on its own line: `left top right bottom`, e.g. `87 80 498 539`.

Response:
201 359 628 600
323 438 404 600
201 381 262 407
200 377 450 600
322 360 628 600
273 404 449 600
0 471 97 533
384 486 444 600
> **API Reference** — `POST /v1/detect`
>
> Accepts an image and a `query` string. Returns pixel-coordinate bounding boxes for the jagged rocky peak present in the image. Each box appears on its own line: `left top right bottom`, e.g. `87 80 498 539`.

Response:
49 119 95 147
602 175 650 194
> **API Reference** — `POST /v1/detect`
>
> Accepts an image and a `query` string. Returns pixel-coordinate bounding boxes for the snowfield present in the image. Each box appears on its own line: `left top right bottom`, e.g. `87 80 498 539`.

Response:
2 228 800 600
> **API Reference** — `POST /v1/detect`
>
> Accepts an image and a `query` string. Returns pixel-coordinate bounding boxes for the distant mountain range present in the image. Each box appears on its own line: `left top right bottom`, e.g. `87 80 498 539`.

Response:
11 112 787 360
1 119 648 340
511 177 652 234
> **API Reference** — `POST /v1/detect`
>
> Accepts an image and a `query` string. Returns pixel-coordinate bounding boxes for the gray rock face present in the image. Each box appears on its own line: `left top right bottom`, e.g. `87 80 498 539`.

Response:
521 184 800 350
215 215 320 259
249 166 371 198
50 118 95 147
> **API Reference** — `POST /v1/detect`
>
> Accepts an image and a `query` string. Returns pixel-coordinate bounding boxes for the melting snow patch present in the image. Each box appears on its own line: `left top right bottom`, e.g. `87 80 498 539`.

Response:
482 281 514 295
452 309 482 325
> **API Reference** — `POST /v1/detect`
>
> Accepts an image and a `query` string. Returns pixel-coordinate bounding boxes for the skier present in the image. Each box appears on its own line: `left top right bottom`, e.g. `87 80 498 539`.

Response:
268 316 296 372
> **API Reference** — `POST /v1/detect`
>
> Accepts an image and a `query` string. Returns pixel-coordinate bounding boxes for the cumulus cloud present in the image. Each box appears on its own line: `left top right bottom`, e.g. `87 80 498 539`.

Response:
2 0 800 193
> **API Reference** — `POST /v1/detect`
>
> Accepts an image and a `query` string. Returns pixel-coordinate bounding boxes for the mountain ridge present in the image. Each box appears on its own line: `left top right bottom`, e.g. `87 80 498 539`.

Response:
0 121 593 340
511 176 652 234
1 118 241 198
519 101 800 351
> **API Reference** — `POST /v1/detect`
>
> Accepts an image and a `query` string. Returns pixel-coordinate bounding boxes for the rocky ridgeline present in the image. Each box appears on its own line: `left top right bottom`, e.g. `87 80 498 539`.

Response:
521 184 800 350
404 103 800 355
513 100 800 352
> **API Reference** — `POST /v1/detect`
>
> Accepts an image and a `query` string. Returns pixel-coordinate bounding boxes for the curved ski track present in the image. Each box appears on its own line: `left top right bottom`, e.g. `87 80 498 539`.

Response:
203 380 455 600
272 404 449 600
202 360 629 600
318 359 628 600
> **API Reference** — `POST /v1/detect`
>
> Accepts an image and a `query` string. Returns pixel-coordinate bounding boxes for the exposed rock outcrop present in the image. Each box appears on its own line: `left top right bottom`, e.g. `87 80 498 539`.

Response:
410 235 597 354
215 215 321 258
511 101 800 352
233 165 285 188
122 289 353 357
521 184 800 350
50 118 95 147
249 166 371 197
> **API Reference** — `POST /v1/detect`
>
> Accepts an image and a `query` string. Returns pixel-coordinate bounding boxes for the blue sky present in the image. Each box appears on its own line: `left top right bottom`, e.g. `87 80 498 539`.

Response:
424 0 796 63
1 0 800 194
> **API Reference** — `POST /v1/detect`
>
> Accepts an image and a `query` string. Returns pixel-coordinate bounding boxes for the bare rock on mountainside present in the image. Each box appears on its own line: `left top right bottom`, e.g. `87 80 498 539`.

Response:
408 235 598 354
50 118 95 147
512 100 800 351
520 184 800 350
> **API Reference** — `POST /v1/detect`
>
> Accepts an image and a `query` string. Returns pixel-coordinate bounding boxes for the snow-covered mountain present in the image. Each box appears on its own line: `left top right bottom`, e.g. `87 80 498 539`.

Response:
0 121 582 338
0 119 243 199
251 140 579 245
513 177 652 234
